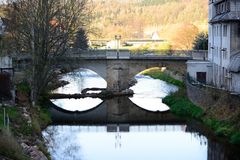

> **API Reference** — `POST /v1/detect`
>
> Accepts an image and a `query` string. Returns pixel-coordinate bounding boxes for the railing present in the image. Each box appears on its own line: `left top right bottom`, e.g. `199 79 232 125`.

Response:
11 49 208 71
0 107 10 130
68 49 207 60
186 74 223 91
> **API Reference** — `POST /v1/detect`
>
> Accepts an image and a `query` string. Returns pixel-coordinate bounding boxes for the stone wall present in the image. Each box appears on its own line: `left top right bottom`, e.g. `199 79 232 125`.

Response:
186 80 219 110
231 73 240 93
165 70 184 81
186 79 240 120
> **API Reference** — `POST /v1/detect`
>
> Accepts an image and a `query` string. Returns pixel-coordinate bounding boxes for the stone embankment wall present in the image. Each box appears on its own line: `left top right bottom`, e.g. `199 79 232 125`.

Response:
186 80 240 120
186 80 220 109
164 70 184 81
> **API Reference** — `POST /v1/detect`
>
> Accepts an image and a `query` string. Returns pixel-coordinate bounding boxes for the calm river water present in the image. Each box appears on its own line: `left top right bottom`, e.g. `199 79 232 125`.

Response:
43 69 240 160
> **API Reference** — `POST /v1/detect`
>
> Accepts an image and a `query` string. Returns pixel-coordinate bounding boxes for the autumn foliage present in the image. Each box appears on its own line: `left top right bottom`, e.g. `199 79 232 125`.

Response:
91 0 208 49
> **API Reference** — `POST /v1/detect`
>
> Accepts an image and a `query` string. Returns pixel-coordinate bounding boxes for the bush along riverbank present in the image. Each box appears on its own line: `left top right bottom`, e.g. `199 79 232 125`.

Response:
0 82 52 160
142 68 240 145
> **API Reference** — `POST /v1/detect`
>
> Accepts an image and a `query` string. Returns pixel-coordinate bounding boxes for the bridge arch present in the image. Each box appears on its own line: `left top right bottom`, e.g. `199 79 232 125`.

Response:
71 68 107 88
69 60 108 80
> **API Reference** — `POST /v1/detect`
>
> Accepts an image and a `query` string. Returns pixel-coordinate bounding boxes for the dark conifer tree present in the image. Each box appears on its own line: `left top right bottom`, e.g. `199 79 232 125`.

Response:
193 32 208 50
74 28 89 50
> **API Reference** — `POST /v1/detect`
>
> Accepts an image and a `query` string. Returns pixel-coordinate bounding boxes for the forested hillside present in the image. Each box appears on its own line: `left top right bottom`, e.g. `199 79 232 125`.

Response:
91 0 208 49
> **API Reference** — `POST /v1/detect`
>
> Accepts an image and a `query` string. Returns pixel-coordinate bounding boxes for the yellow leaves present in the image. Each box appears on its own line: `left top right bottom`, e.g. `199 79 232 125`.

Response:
91 0 208 42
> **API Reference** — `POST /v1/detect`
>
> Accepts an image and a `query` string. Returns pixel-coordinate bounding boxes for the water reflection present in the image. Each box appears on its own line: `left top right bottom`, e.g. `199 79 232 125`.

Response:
51 69 178 112
43 125 208 160
129 75 178 112
51 69 107 111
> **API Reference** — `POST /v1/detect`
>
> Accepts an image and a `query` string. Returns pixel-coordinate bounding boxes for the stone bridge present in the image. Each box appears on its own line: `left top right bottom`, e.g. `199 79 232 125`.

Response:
13 49 207 91
56 50 194 91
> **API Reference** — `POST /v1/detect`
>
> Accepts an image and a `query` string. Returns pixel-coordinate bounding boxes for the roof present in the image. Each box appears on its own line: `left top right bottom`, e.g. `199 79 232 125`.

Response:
228 53 240 73
210 11 240 23
186 60 212 64
152 32 160 40
213 0 224 5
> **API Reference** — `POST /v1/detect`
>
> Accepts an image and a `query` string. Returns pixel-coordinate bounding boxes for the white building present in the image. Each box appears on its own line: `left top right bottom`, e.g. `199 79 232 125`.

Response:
187 0 240 94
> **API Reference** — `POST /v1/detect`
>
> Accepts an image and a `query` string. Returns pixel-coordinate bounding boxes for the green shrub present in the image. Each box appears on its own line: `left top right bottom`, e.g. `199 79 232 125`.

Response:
230 132 240 144
39 107 51 127
193 32 208 50
203 118 221 130
163 94 204 119
0 107 19 129
215 126 233 137
19 122 32 136
17 81 31 94
203 118 240 144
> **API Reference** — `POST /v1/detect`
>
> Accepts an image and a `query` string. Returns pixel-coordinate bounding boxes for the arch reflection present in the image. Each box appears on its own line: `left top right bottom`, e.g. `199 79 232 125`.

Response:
129 68 178 112
51 68 107 112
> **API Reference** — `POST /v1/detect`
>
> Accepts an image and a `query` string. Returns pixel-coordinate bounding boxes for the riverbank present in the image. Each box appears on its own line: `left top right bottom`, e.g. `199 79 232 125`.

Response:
142 68 240 145
0 84 51 160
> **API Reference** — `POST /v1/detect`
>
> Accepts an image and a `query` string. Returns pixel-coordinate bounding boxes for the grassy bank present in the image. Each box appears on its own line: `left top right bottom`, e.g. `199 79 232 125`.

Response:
0 102 51 159
0 129 29 160
143 68 240 145
0 106 51 159
163 90 204 119
0 106 30 159
0 106 18 128
141 67 184 87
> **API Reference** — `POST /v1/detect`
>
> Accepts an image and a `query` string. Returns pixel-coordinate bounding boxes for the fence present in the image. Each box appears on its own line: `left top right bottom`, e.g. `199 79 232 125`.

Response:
0 107 10 130
69 49 207 60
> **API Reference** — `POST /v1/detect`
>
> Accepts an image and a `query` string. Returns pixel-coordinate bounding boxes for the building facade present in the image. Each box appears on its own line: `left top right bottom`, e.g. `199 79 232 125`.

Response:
188 0 240 94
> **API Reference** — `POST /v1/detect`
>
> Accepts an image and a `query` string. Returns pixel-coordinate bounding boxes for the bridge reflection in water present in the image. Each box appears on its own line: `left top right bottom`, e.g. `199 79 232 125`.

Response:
43 123 240 160
43 124 208 160
50 124 187 132
47 96 240 160
49 96 183 124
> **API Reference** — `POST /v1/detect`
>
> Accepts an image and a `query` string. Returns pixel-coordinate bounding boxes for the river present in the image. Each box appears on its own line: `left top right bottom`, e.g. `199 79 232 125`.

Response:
43 68 240 160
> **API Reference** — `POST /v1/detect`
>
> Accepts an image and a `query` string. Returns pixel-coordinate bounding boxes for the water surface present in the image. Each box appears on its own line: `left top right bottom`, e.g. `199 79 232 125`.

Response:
130 75 178 112
51 69 107 111
43 125 207 160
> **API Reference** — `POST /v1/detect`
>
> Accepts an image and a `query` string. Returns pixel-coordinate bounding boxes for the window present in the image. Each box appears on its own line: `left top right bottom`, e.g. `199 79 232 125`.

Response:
226 0 230 12
213 26 215 36
196 72 207 84
223 25 227 37
223 50 228 59
216 0 230 15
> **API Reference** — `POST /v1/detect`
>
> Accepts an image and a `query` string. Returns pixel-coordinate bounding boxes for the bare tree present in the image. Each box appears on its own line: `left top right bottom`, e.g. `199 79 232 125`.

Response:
7 0 92 105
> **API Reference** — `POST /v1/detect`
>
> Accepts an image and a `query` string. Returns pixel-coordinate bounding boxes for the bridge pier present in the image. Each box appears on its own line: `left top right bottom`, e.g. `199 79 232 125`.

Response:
107 61 131 91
